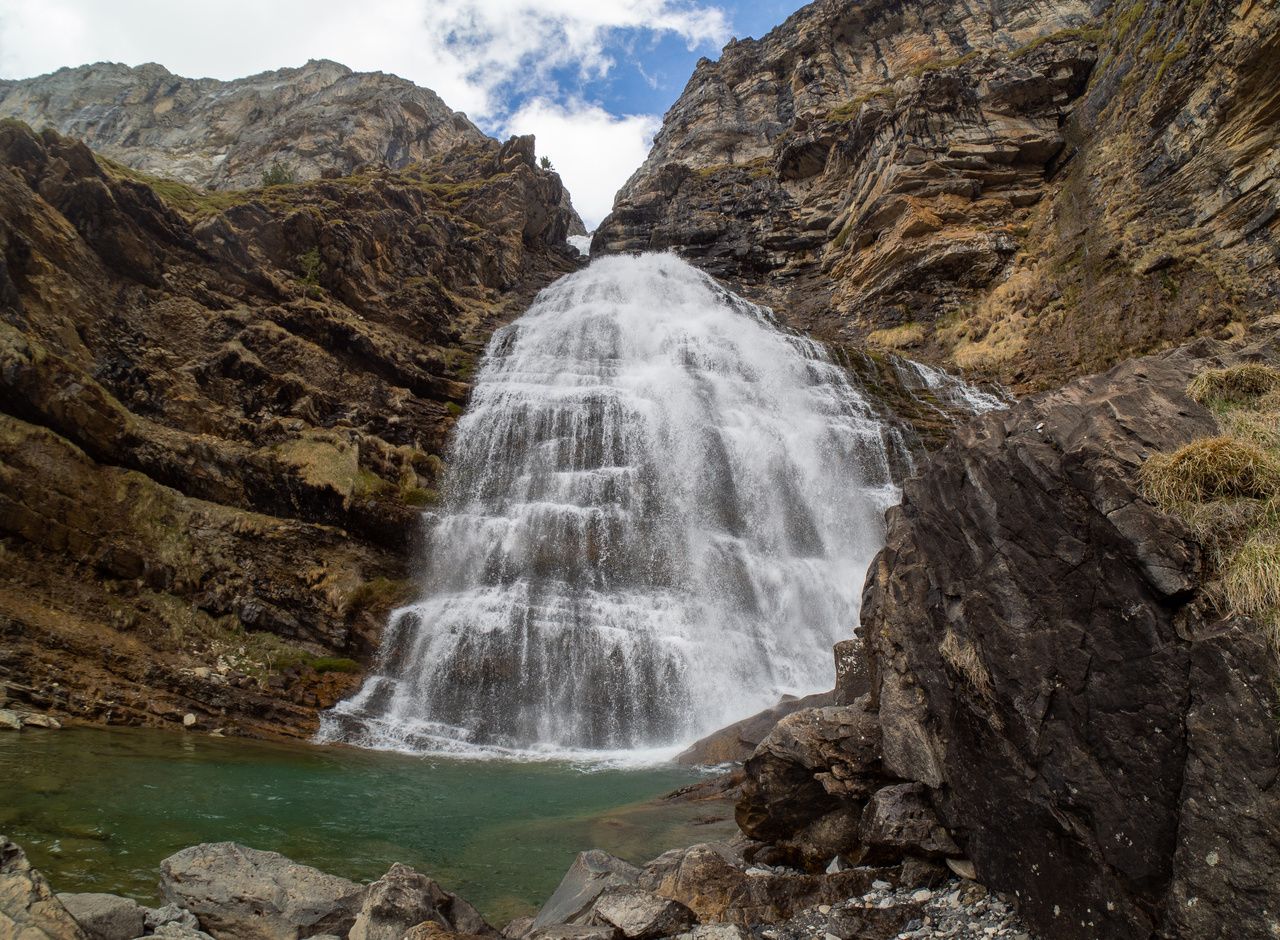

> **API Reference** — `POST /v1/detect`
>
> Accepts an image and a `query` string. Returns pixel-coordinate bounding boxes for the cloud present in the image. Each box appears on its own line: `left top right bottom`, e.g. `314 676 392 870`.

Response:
0 0 729 227
508 98 659 229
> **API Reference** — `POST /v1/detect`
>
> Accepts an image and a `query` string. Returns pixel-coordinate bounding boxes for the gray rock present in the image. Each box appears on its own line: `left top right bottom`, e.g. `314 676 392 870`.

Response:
858 783 960 861
19 714 60 729
528 927 618 940
144 904 200 931
348 862 491 940
57 892 146 940
0 836 87 939
159 842 366 940
501 916 535 938
531 851 640 930
588 887 694 939
149 924 216 939
669 928 749 940
0 709 22 731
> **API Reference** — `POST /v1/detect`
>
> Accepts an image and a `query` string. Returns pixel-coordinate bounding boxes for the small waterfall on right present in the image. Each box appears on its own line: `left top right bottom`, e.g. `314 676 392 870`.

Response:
320 254 1000 757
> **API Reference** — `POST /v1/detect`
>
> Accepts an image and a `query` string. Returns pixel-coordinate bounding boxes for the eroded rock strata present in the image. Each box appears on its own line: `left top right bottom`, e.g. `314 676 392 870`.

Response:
0 121 582 738
596 0 1280 391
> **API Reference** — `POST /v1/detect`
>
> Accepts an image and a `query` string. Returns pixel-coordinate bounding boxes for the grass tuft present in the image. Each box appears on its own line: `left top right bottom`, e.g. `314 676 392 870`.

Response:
1187 363 1280 407
1140 436 1280 505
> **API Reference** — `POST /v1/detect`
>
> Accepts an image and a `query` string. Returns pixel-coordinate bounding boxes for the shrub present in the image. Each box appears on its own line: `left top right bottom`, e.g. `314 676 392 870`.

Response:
1140 436 1280 505
539 156 553 170
261 161 296 187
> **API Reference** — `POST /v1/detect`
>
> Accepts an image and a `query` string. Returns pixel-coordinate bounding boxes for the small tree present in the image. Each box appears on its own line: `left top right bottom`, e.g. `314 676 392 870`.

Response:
539 155 553 170
261 161 296 187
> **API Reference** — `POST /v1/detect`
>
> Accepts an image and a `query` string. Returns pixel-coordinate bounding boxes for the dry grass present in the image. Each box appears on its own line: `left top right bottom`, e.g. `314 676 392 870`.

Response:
1142 365 1280 655
866 323 926 350
1140 436 1280 504
1187 363 1280 406
939 630 994 702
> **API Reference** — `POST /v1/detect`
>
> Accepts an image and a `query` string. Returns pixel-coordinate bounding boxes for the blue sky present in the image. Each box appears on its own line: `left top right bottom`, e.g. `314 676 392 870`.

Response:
0 0 808 227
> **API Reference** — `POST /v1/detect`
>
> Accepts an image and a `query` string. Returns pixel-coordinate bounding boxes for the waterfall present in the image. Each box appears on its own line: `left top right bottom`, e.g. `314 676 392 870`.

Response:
320 254 906 756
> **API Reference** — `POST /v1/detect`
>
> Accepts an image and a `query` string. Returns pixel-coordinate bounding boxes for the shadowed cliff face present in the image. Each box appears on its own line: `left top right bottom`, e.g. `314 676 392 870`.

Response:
0 121 583 738
595 0 1280 392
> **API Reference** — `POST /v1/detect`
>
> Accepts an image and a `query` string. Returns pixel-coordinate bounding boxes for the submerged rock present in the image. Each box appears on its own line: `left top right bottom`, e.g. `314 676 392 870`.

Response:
159 842 366 940
0 836 87 939
57 892 146 940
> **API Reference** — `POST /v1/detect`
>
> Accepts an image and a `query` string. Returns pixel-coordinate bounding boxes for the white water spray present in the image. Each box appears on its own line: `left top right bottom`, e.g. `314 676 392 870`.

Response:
320 254 907 756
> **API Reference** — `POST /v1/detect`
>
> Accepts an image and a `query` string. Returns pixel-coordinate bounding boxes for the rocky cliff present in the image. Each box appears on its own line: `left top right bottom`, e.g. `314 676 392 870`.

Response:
736 333 1280 939
0 60 487 192
595 0 1280 391
0 119 582 737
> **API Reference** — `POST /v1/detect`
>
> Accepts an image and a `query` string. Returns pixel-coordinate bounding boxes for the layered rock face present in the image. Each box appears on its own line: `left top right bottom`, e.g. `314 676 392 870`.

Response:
0 60 486 192
0 120 582 737
738 338 1280 939
596 0 1280 391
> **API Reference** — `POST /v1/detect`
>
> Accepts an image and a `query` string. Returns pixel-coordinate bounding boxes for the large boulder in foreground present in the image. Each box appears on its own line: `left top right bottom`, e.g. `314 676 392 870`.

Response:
862 345 1280 939
159 842 366 940
530 851 640 931
0 836 87 939
349 862 492 940
56 892 145 940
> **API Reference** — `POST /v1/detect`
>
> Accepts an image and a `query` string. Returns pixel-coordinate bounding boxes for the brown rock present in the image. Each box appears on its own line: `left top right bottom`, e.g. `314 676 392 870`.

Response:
0 836 88 940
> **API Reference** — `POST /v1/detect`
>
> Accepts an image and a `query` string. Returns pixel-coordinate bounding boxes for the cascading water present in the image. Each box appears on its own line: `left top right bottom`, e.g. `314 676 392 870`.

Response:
320 253 906 756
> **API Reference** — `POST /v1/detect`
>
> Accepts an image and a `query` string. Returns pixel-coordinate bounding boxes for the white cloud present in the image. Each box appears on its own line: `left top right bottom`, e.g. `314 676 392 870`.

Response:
0 0 726 226
508 98 659 229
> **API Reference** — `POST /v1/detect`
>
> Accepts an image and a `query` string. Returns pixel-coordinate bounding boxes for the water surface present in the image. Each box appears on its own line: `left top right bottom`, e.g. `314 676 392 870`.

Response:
0 727 733 922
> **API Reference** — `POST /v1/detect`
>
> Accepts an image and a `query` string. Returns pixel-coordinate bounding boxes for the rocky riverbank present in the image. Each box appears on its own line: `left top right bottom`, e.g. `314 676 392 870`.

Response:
1 834 1037 940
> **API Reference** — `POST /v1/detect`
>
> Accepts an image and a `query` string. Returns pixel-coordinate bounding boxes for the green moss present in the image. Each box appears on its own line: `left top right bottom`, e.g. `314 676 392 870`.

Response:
99 157 250 217
1154 40 1189 83
309 656 361 674
1114 0 1148 38
826 88 897 122
345 577 416 615
445 402 465 417
908 50 980 78
402 487 440 507
1010 26 1105 59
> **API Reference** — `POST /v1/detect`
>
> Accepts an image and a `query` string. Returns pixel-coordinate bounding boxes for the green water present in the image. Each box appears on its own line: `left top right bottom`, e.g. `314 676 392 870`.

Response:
0 727 733 923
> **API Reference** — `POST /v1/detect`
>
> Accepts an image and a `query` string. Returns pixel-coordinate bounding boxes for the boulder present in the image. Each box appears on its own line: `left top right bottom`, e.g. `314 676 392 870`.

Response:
675 692 830 766
144 904 200 932
531 852 639 930
148 924 216 939
0 836 87 939
735 699 883 863
348 863 491 940
159 842 366 940
588 886 694 939
20 715 61 729
638 842 896 926
57 892 146 940
0 710 22 731
527 927 617 940
857 784 959 862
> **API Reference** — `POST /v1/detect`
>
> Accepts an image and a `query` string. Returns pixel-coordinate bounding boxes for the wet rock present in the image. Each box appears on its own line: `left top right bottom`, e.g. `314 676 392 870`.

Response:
159 842 366 940
588 886 694 939
527 927 618 940
531 851 640 930
676 692 831 766
858 784 958 862
0 710 21 731
19 714 61 729
57 892 146 940
348 862 491 940
0 836 87 939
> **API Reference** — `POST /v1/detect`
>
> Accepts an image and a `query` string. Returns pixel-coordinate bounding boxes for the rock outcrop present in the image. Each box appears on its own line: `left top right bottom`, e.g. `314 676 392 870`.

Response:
0 61 486 192
596 0 1280 392
739 337 1280 939
861 341 1280 938
0 120 582 737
